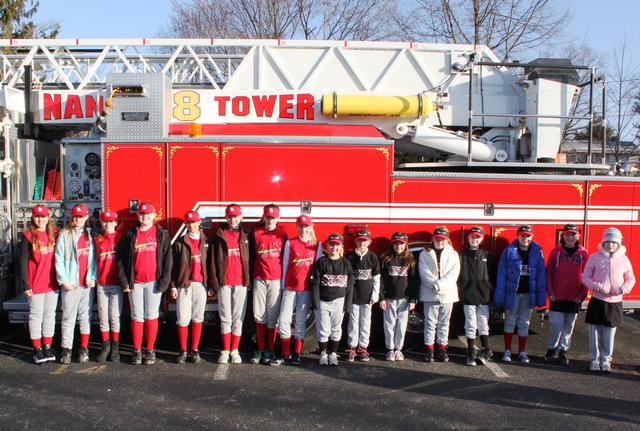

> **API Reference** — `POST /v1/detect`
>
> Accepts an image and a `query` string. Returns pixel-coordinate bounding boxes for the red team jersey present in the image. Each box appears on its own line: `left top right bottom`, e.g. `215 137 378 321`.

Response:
77 234 91 286
254 226 287 281
96 231 121 286
284 238 318 292
26 231 57 294
189 236 204 283
224 230 244 286
134 225 158 283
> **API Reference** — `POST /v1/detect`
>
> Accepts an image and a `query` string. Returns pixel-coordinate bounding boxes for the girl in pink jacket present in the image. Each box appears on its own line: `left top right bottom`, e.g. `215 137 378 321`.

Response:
582 227 635 372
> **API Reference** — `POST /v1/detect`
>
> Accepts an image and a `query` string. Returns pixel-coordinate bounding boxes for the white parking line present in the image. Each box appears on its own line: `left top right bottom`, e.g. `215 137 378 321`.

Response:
457 336 509 378
213 364 230 380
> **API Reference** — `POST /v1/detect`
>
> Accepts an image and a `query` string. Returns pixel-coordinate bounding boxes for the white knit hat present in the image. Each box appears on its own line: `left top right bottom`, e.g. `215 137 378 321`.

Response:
602 227 623 244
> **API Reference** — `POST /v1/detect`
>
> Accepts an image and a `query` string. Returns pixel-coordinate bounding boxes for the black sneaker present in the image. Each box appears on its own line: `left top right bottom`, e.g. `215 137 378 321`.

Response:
558 349 570 366
43 345 56 362
143 350 156 365
110 341 120 362
436 348 449 363
33 346 46 364
424 349 434 363
78 348 90 363
261 350 275 365
189 350 202 364
97 341 111 363
544 348 556 364
290 352 301 365
476 348 492 365
176 350 188 364
269 356 290 366
60 348 72 365
131 350 142 365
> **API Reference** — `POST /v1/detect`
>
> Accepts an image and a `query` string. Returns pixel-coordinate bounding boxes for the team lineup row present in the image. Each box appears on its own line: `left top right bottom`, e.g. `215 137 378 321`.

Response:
19 202 634 372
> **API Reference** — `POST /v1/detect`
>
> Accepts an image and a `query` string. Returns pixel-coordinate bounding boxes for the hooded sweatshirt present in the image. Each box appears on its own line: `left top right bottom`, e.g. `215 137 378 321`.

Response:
582 243 635 303
546 243 589 303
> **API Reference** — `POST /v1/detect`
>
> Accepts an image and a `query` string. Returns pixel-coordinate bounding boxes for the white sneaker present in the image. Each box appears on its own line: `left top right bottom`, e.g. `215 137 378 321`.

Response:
319 351 328 366
501 350 512 363
394 350 405 361
518 352 530 364
589 360 600 372
230 349 242 364
218 350 230 364
600 359 612 373
328 352 339 366
385 350 396 361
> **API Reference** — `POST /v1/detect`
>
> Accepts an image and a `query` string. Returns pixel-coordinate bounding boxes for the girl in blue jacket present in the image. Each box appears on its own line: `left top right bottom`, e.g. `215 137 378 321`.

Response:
494 225 546 363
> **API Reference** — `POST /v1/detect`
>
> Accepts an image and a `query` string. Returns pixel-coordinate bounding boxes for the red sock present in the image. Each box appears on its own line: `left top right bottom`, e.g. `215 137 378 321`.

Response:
144 318 158 351
31 338 42 348
221 332 231 351
293 338 303 354
101 331 110 342
131 320 144 351
281 337 291 358
425 344 434 351
504 332 514 351
43 337 53 346
439 344 447 350
191 322 203 351
267 327 277 351
111 331 119 342
518 335 528 352
80 333 90 349
178 325 189 351
256 322 267 351
231 333 241 351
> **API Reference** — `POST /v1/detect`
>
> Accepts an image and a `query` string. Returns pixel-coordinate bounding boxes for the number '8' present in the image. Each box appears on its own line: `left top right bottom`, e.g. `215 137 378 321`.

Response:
173 90 201 121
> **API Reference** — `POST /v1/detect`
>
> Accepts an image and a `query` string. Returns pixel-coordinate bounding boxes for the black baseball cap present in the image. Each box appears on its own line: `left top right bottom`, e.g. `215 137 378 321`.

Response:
354 229 371 241
517 225 533 236
327 233 344 245
433 226 450 239
391 232 408 244
562 223 579 234
468 226 485 237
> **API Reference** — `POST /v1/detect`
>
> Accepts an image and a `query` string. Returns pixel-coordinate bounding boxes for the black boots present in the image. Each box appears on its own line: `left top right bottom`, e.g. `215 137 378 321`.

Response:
466 338 477 366
110 341 120 362
97 341 111 363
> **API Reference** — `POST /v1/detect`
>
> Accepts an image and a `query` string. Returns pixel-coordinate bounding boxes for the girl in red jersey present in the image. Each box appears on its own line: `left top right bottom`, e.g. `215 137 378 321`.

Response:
19 205 59 364
251 204 288 365
171 211 210 364
210 204 253 364
55 204 97 364
94 210 123 363
271 215 322 366
117 202 173 365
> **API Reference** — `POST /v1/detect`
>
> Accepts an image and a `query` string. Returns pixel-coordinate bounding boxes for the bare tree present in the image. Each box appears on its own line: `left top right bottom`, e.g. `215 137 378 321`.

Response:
395 0 569 61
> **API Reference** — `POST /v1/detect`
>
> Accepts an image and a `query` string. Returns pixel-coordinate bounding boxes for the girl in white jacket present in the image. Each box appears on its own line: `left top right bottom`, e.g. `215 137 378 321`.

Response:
419 226 461 362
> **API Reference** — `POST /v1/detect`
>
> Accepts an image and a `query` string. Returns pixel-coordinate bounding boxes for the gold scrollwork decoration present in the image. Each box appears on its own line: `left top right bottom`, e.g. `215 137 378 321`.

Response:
222 146 236 160
105 146 120 160
150 146 164 159
570 183 584 200
376 147 390 161
207 146 220 160
169 145 184 159
391 180 405 194
589 184 602 197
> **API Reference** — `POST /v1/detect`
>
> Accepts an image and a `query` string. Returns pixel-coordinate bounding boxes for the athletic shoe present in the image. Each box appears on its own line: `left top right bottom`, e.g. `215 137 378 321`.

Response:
501 350 512 363
466 355 477 366
394 350 405 361
33 346 46 365
424 349 434 363
78 347 90 364
261 350 275 365
250 350 263 365
518 352 530 364
43 345 56 362
269 356 289 366
230 349 242 364
544 348 556 364
356 347 370 362
97 341 111 363
131 350 142 365
328 352 339 366
176 350 188 364
385 350 396 362
600 360 612 373
558 349 570 366
110 341 120 362
589 360 600 372
218 350 230 364
290 352 301 365
60 348 72 365
189 350 202 364
346 348 356 362
143 350 156 365
436 348 449 363
319 350 329 366
476 348 492 365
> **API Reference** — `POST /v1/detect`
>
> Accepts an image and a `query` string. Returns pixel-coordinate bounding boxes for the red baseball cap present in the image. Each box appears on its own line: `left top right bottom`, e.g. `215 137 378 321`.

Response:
225 204 242 218
100 210 118 222
31 205 50 217
185 211 201 223
138 202 156 214
71 205 89 217
263 204 280 218
296 214 312 226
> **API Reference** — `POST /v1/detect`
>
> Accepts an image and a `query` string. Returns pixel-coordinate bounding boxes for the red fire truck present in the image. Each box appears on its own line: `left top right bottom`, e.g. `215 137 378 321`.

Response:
1 38 638 327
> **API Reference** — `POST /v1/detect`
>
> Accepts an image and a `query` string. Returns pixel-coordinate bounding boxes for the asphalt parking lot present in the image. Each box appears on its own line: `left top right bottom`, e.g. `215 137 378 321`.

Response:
1 311 639 431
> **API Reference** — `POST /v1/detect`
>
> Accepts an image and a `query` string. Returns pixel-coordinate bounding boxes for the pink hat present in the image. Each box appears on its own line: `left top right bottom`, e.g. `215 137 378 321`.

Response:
71 205 89 217
31 205 50 217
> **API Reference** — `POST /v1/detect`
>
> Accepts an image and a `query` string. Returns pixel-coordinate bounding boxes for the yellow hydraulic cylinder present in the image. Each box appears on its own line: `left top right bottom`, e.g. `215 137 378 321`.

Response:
321 93 436 118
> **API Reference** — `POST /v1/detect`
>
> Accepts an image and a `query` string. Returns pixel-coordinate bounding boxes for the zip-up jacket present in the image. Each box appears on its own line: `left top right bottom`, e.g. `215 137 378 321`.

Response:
458 247 496 305
117 224 173 292
495 240 546 310
310 255 354 311
546 244 589 302
171 232 209 289
380 254 418 302
55 228 97 288
582 243 635 303
418 244 461 304
209 227 253 289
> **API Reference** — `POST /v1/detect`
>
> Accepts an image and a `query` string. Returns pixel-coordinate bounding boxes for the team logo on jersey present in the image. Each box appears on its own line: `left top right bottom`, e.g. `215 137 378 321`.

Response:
135 239 157 253
322 274 348 288
191 253 202 263
388 265 408 277
228 247 241 257
354 269 372 280
99 250 115 259
257 242 282 258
